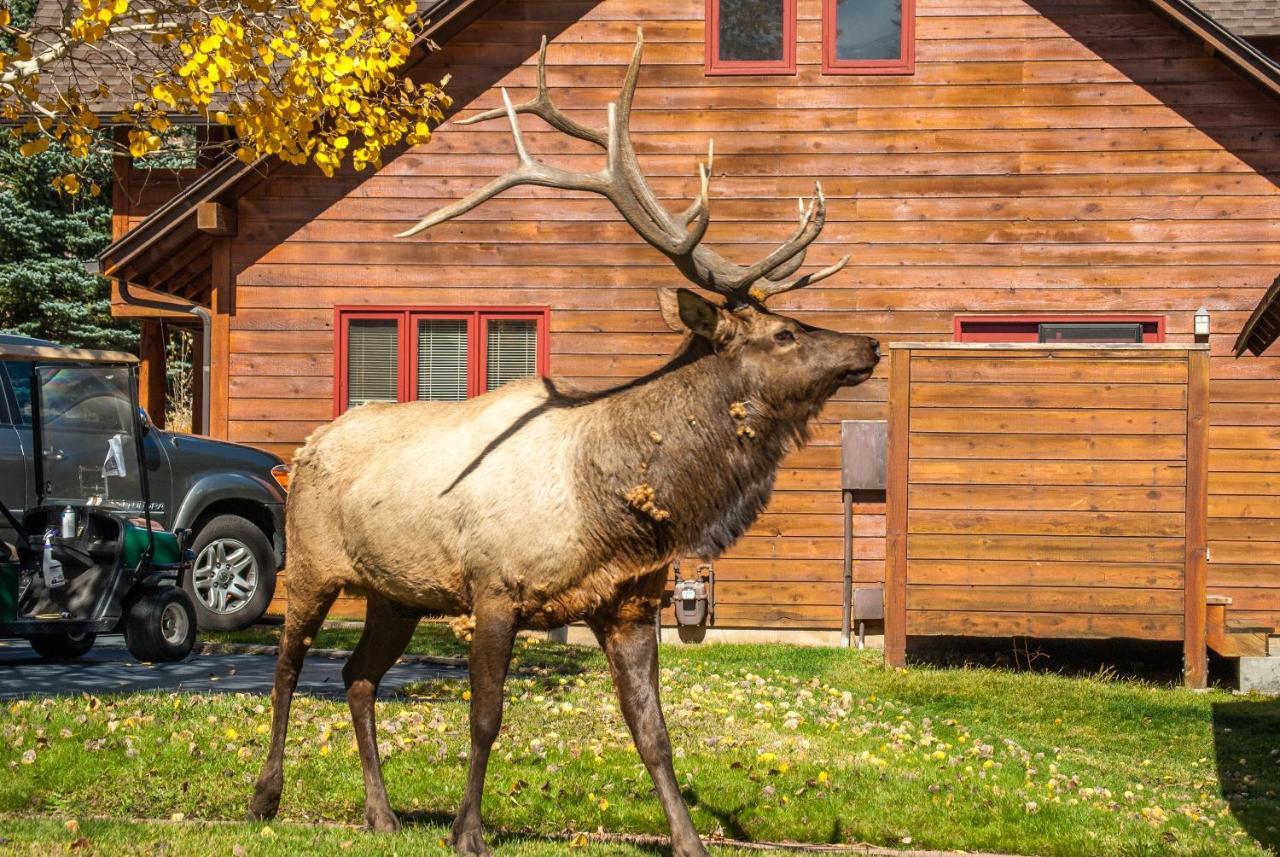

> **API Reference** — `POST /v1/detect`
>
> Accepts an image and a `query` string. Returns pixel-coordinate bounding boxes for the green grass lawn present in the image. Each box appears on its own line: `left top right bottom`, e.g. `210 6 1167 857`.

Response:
2 634 1277 857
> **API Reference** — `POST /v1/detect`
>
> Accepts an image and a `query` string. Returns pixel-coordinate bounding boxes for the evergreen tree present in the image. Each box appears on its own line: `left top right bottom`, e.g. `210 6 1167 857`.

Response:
0 134 133 350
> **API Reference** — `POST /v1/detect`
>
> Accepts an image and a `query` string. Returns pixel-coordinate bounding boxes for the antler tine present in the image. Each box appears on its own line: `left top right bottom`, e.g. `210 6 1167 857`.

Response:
397 89 605 238
752 254 851 301
455 36 606 147
673 163 712 255
729 183 827 292
761 192 822 283
616 27 645 128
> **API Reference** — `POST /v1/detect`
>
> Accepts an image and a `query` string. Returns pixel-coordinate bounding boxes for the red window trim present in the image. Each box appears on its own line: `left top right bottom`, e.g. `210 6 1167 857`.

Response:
333 305 551 417
822 0 916 76
954 314 1166 344
706 0 797 76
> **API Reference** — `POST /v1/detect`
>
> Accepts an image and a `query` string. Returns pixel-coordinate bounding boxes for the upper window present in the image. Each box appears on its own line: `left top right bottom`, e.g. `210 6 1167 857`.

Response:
955 315 1165 344
335 307 549 416
706 0 797 75
823 0 915 75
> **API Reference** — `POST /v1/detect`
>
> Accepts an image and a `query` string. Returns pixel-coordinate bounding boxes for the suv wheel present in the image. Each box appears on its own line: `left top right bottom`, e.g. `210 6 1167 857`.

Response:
185 515 277 631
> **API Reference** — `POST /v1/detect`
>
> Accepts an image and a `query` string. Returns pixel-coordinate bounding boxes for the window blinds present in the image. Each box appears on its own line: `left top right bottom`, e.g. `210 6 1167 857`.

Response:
346 319 399 409
417 318 469 401
486 319 538 392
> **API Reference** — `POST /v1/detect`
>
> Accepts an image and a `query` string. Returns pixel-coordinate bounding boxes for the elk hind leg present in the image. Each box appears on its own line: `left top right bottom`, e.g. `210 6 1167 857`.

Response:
342 593 420 832
590 601 708 857
248 573 340 820
450 602 517 857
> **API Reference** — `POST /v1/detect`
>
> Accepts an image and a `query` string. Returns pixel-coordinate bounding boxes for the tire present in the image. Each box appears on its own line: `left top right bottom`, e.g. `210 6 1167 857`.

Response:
124 587 197 663
28 631 96 660
184 514 277 631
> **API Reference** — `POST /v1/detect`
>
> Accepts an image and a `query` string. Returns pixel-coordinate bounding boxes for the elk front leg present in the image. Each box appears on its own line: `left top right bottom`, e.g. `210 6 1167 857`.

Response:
591 607 708 857
450 602 517 857
343 594 421 832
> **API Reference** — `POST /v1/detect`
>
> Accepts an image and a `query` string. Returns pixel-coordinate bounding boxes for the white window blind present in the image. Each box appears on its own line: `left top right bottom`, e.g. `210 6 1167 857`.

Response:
486 319 538 392
346 319 399 409
417 318 469 401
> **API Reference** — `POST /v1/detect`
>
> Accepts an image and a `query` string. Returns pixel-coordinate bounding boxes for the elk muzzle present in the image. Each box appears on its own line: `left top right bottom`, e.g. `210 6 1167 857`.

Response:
835 333 880 387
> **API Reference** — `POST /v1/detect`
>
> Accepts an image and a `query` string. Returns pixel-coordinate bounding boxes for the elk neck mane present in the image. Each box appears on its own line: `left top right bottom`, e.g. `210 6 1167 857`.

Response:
566 334 831 565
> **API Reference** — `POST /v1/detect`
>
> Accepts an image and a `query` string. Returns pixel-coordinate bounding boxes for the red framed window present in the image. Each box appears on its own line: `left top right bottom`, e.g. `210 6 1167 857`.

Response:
954 315 1166 344
706 0 797 75
823 0 915 75
334 306 550 416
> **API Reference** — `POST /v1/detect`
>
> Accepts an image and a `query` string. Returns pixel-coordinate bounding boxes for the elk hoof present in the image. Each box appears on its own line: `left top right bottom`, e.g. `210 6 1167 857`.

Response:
672 835 710 857
365 807 401 834
449 827 492 856
246 785 280 821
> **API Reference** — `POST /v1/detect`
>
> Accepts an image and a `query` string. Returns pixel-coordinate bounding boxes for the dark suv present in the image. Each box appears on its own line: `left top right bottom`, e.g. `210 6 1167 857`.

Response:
0 334 287 631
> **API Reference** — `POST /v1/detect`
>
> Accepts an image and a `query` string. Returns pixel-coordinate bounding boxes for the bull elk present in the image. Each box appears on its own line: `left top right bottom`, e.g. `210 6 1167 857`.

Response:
249 29 879 857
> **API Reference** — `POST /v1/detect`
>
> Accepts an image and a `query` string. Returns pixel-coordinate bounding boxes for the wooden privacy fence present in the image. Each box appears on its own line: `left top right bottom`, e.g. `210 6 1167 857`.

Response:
884 343 1210 687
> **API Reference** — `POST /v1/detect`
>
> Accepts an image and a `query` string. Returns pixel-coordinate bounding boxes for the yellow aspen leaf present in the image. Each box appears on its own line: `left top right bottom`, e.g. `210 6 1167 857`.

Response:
18 138 49 157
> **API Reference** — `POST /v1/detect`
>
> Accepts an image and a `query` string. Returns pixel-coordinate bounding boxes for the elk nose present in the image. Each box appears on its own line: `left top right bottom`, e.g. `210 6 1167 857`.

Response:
872 340 881 360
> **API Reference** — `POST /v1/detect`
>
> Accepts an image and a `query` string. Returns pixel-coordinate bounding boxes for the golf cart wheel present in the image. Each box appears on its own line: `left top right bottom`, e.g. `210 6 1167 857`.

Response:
28 631 96 660
185 515 277 631
124 587 197 663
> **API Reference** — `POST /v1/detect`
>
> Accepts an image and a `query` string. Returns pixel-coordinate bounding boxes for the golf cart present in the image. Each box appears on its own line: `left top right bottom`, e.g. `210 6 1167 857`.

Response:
0 341 196 662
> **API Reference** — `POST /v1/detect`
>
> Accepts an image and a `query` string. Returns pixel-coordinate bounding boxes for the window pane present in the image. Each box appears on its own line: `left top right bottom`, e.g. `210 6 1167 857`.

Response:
346 319 399 409
834 0 903 61
417 318 469 401
2 361 31 425
486 319 538 392
718 0 786 62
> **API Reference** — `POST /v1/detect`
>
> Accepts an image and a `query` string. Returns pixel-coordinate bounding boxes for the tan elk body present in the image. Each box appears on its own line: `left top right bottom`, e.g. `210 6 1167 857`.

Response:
250 31 879 857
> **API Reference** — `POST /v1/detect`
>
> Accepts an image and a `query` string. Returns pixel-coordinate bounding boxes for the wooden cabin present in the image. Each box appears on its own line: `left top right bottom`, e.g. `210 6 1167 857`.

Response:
94 0 1280 675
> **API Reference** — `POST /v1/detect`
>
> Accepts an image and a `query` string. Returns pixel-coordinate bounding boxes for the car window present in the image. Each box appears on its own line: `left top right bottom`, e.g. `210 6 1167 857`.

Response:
40 368 133 431
1 362 30 426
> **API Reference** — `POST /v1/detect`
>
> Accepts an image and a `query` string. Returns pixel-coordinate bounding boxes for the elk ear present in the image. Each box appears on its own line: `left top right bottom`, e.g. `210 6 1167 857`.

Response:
658 288 727 341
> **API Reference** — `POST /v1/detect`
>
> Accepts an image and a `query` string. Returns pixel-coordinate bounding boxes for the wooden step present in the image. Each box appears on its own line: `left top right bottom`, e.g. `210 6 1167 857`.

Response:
1209 618 1275 659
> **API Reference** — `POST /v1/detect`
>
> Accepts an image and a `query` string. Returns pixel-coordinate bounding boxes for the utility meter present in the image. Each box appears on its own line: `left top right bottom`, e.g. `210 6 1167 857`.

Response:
672 560 714 628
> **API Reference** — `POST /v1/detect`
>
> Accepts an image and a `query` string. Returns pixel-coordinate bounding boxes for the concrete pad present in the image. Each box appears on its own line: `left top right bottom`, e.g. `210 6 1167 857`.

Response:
1238 656 1280 694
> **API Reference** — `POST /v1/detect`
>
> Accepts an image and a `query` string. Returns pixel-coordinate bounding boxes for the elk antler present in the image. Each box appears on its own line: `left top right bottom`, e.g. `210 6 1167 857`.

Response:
398 29 849 305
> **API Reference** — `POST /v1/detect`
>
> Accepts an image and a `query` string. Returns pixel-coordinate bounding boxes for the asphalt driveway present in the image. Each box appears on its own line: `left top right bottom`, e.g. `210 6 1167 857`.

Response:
0 637 465 699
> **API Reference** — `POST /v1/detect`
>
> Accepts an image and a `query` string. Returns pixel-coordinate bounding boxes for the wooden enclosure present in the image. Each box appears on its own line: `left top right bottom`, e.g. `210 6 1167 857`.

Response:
884 343 1210 685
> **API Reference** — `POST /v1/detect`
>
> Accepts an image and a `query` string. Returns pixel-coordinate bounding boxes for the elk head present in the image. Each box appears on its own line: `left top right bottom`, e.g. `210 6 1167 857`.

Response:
399 28 880 395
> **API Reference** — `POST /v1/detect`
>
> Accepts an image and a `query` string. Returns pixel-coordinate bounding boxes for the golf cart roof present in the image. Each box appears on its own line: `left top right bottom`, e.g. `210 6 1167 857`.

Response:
0 335 137 365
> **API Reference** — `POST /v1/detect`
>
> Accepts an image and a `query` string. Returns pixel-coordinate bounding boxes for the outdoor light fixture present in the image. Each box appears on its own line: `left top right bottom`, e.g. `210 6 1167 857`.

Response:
1194 307 1211 338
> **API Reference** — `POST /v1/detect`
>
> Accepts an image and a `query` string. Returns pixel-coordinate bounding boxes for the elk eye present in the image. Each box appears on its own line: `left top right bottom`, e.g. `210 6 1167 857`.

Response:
773 329 795 345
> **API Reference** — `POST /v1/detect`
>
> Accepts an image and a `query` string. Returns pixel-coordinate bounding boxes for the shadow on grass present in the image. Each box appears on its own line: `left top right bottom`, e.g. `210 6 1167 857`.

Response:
906 636 1187 686
1213 696 1280 854
397 810 675 855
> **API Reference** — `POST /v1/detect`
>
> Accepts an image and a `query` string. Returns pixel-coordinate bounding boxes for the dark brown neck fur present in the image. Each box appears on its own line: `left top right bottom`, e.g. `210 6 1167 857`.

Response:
570 337 835 569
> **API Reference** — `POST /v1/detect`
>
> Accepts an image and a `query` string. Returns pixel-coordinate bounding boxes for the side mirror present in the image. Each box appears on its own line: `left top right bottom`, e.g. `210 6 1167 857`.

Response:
137 407 153 435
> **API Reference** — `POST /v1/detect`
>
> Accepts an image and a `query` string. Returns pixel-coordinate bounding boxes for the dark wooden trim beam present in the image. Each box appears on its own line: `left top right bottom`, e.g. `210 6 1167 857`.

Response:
197 201 237 236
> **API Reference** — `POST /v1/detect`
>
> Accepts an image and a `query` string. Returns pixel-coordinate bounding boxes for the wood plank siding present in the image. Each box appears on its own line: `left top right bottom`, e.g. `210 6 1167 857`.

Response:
884 343 1209 684
131 0 1280 629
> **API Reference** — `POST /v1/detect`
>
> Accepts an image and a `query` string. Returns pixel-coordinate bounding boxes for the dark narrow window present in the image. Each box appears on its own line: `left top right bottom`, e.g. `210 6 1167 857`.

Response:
335 307 549 416
823 0 915 75
955 315 1165 344
706 0 796 75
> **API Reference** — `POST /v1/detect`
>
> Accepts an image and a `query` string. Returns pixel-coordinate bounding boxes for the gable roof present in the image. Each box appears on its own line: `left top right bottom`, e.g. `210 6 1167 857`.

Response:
97 0 501 304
